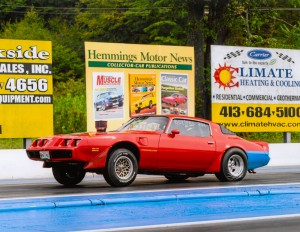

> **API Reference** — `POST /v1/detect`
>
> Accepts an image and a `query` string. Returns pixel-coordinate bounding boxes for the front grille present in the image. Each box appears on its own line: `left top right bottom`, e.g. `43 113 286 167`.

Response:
111 97 118 104
27 151 40 159
27 150 72 159
51 150 72 159
34 139 49 147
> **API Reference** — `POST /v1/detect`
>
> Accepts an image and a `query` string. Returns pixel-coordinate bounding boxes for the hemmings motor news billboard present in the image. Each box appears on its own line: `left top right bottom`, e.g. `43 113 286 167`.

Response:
85 42 194 131
0 39 53 138
211 45 300 132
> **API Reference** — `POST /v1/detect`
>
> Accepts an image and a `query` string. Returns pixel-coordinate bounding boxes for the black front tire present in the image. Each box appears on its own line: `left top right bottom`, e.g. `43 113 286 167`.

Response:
52 166 86 187
103 148 138 187
215 148 247 182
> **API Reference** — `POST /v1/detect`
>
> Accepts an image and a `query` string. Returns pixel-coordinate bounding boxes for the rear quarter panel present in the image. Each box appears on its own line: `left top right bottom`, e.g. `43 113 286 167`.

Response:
207 123 269 172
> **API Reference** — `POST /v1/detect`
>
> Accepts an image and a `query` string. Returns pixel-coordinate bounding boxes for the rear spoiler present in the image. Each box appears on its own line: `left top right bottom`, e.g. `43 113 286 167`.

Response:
252 140 269 152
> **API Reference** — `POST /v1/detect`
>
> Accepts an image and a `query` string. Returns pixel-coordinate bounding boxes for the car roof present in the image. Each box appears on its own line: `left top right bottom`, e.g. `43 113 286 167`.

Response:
132 114 212 124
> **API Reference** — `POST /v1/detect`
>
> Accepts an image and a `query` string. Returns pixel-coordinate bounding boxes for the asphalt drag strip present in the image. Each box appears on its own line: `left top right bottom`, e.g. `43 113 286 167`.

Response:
1 183 300 231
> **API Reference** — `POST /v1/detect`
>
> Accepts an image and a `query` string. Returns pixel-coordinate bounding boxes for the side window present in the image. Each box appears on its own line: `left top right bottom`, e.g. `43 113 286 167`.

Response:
196 122 211 137
168 119 210 137
168 119 186 133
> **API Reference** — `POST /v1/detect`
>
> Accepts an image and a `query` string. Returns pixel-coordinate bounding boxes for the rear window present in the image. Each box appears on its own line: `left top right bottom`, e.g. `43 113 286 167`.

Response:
219 124 236 135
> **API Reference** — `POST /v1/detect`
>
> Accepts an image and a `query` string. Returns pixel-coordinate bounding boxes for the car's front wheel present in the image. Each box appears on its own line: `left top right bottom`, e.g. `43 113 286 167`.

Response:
52 166 86 187
99 103 106 111
215 148 247 182
103 148 138 187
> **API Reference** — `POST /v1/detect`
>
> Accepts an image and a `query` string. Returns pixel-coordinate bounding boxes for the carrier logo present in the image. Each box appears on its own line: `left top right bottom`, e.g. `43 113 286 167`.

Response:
213 63 239 89
247 49 271 60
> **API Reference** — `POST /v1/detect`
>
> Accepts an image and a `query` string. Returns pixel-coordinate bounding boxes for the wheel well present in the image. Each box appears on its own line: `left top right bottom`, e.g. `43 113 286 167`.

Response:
108 142 140 163
221 147 248 164
207 147 248 173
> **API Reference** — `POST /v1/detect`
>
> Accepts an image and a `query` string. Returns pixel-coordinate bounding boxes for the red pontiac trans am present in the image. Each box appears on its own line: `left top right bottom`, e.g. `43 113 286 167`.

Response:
26 115 270 187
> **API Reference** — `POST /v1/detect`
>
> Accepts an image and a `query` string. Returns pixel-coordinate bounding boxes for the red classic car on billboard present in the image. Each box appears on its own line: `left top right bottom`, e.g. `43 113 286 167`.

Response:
162 93 187 106
26 115 270 187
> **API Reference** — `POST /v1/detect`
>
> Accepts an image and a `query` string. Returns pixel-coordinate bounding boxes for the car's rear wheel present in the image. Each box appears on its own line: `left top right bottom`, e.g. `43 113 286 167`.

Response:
52 166 86 187
103 148 138 187
164 174 189 182
215 148 247 182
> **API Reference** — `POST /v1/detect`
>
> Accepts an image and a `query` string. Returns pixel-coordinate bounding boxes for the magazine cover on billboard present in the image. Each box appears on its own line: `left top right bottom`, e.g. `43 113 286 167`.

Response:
161 73 188 115
93 72 125 120
129 73 156 117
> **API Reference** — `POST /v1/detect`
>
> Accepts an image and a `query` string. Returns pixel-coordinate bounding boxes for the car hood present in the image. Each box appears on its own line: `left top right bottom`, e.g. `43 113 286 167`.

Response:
48 130 162 139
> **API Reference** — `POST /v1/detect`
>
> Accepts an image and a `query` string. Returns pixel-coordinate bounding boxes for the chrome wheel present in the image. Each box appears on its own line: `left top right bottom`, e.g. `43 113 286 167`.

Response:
100 103 105 111
228 154 244 177
215 148 247 182
103 148 138 187
114 156 133 180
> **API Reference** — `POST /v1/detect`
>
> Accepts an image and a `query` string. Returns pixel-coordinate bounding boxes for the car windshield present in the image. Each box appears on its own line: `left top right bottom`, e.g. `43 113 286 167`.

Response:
117 116 169 132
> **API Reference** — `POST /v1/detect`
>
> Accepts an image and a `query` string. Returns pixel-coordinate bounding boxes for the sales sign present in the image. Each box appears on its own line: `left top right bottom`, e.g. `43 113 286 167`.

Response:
0 39 53 138
211 45 300 132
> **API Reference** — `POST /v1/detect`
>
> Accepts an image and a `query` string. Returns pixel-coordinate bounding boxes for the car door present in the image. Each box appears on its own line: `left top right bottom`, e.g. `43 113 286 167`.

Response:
157 118 216 172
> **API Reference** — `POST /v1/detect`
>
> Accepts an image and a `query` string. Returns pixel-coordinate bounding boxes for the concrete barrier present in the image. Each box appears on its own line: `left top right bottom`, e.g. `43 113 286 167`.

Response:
0 143 299 180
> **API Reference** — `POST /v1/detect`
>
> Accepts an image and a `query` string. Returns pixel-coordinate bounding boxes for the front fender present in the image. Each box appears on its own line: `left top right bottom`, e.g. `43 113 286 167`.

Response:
84 147 110 170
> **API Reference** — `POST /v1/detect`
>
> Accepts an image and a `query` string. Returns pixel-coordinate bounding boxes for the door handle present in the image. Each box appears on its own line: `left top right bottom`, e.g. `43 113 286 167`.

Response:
207 141 215 145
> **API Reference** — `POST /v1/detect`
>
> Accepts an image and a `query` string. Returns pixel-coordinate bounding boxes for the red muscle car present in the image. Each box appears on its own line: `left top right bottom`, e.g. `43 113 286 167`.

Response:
162 93 187 106
26 115 270 187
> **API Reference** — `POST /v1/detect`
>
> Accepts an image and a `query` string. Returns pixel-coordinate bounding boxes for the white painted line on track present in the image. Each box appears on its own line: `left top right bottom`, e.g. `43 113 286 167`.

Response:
80 213 300 232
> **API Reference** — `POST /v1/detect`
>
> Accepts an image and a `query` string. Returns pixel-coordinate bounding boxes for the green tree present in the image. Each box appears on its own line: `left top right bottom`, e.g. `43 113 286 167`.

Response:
0 8 52 40
0 9 87 134
0 0 27 26
54 79 87 133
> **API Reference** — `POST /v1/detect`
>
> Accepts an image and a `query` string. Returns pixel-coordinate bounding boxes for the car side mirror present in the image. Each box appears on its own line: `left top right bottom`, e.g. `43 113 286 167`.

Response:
169 129 180 137
171 129 180 135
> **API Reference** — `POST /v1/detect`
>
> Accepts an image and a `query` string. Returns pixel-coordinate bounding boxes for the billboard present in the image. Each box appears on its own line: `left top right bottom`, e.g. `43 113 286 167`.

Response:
0 39 53 138
85 42 194 131
211 45 300 132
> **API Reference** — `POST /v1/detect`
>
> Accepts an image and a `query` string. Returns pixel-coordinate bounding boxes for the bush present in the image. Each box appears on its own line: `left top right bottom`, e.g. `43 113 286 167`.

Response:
53 79 87 134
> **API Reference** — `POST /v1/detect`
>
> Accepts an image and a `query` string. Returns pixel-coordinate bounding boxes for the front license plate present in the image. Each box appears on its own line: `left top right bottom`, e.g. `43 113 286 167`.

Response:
40 151 50 160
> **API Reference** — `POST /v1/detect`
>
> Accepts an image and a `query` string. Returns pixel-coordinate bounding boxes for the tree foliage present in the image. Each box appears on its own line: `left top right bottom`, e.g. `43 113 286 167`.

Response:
0 0 299 138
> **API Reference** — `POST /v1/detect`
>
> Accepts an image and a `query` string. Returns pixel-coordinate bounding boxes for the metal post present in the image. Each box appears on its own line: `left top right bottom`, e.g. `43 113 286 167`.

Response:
283 132 291 143
23 138 32 149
